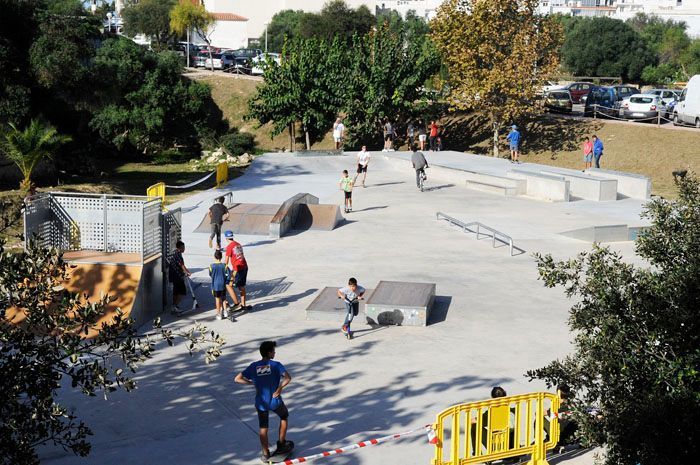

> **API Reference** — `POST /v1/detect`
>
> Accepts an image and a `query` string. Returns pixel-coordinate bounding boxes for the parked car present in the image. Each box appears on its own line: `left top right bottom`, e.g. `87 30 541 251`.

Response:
250 53 281 75
673 75 700 127
543 89 573 113
612 85 641 101
194 51 208 67
204 53 236 70
584 86 621 117
620 94 665 121
648 88 681 106
537 80 562 96
559 82 594 104
226 48 263 73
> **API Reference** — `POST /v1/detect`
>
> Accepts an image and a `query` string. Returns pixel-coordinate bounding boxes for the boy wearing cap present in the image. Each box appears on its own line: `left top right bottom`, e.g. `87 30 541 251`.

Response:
224 230 251 311
506 125 521 163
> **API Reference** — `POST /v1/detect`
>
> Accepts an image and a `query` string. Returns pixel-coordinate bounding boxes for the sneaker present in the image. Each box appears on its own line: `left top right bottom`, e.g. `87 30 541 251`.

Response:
274 440 294 455
341 325 348 334
215 314 222 321
223 309 229 318
260 451 271 463
170 305 181 315
231 303 242 312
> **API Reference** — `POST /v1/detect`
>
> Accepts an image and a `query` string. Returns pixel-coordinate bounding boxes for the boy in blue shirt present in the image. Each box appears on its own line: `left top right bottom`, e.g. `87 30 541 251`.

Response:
209 249 230 321
235 341 293 462
506 124 521 163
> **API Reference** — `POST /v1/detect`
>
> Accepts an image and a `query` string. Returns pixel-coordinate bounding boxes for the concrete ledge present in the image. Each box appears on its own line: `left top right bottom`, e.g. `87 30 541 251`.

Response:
507 170 570 202
365 281 435 327
541 170 618 201
269 193 319 238
465 180 519 196
305 287 374 321
586 168 651 199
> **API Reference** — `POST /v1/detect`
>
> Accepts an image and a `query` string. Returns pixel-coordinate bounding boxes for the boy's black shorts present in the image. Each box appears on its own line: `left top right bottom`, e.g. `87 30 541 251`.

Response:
212 290 226 299
344 191 352 199
356 164 367 173
257 402 289 429
172 277 186 296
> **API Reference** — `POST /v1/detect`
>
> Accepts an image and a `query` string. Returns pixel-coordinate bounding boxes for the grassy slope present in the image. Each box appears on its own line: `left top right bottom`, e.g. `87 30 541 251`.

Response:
202 75 699 198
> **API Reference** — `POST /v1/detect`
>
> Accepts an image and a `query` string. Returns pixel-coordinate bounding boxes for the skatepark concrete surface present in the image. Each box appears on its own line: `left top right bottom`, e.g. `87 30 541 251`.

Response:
41 151 651 465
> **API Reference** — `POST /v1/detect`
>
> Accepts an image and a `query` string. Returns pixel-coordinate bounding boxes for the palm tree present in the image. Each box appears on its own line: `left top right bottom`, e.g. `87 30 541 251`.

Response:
1 119 71 191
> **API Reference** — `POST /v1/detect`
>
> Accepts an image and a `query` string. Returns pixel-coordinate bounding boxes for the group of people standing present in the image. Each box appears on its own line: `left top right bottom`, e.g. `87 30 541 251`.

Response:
339 146 371 213
332 117 444 152
582 135 604 170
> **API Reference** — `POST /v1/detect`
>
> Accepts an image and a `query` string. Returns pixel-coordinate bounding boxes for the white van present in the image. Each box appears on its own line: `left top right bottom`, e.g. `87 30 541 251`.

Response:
673 74 700 128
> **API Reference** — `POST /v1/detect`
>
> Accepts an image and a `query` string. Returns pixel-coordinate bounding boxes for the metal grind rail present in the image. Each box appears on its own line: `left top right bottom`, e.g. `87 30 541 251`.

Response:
436 212 524 256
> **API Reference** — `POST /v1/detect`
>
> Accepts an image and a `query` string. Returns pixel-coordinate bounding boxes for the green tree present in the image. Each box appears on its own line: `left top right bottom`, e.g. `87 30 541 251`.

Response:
679 39 700 78
298 0 374 43
0 119 70 191
0 240 225 464
528 175 700 465
121 0 176 51
431 0 563 157
261 9 304 53
343 21 440 148
90 38 212 154
169 0 215 70
247 37 347 150
561 16 655 82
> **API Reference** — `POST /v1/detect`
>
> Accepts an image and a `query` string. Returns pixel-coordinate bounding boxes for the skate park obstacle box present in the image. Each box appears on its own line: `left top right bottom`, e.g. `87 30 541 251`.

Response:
23 192 176 333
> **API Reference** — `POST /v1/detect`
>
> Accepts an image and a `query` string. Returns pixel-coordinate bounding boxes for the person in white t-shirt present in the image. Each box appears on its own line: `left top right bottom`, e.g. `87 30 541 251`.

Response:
354 145 371 188
333 118 345 150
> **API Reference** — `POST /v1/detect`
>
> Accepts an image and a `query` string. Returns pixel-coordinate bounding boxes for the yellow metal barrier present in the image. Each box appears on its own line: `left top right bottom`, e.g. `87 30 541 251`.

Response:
216 162 228 187
146 182 166 203
432 392 559 465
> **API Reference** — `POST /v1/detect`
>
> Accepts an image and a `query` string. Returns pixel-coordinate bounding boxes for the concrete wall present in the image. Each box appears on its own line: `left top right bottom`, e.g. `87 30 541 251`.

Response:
269 193 319 238
507 170 570 202
206 20 248 49
540 170 618 201
131 257 163 328
586 168 651 200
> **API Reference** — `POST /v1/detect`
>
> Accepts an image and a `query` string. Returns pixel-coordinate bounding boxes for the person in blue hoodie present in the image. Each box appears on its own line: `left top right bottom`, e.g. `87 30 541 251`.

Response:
506 124 521 163
592 134 604 168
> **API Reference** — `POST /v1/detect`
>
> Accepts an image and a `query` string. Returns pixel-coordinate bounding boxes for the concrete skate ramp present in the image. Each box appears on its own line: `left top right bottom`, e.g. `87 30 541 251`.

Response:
559 224 650 243
294 204 344 231
365 281 436 327
270 193 319 238
195 203 279 236
5 257 142 339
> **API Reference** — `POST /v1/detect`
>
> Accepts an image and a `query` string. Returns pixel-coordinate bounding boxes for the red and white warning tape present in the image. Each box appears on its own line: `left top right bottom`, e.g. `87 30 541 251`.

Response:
282 424 435 465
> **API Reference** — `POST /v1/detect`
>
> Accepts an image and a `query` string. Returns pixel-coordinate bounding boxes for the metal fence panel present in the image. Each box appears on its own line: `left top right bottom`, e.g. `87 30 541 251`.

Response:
142 200 162 259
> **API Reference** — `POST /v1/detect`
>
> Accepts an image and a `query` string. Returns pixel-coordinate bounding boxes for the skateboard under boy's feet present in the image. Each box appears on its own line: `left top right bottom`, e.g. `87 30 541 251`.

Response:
266 441 294 463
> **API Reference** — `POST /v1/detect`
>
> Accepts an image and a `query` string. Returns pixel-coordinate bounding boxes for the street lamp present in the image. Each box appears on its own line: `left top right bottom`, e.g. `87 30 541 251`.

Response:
106 12 112 33
264 23 269 52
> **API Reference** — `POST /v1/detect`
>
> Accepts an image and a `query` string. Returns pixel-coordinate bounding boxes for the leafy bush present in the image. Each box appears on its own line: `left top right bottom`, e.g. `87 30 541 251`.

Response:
219 131 255 156
152 148 197 165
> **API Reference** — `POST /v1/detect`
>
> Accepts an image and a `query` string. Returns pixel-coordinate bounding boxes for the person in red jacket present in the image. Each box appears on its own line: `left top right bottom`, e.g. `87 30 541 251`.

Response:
224 230 251 311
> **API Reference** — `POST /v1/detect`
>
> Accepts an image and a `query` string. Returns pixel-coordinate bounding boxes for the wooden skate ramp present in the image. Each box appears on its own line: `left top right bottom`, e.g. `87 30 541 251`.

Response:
294 204 344 231
195 203 278 236
4 257 141 339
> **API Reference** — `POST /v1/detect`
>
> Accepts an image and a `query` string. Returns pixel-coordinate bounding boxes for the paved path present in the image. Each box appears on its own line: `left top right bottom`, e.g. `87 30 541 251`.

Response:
43 152 641 465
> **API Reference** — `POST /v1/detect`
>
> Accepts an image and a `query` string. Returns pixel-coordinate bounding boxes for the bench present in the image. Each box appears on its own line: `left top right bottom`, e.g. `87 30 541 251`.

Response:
540 170 617 201
506 170 570 202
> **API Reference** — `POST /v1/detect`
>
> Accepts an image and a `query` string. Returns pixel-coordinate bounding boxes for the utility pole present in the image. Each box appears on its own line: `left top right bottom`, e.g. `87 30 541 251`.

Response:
265 23 268 52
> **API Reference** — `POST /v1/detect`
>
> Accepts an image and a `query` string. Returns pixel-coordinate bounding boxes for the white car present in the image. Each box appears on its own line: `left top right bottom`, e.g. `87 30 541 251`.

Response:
250 53 280 75
648 88 680 106
673 74 700 127
620 94 665 121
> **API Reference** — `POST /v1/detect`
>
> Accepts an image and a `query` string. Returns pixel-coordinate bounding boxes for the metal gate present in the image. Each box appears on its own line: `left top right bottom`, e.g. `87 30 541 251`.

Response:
161 208 182 307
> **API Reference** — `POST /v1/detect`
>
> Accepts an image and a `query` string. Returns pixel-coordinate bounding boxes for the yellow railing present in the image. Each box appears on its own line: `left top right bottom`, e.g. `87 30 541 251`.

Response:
216 162 228 187
146 182 166 203
432 392 559 465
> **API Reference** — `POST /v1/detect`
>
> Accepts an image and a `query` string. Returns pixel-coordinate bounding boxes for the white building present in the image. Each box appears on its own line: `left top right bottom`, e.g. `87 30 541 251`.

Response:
538 0 700 37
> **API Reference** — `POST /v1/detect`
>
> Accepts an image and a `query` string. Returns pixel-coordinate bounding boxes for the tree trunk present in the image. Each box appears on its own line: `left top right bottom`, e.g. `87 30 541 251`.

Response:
288 124 293 152
492 114 499 158
305 130 310 151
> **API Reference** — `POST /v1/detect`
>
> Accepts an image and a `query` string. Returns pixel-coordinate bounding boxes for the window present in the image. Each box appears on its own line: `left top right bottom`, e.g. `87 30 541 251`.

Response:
630 97 653 104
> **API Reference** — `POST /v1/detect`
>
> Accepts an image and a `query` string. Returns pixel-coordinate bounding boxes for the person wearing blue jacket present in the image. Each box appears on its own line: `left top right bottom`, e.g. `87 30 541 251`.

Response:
506 124 521 163
592 135 604 168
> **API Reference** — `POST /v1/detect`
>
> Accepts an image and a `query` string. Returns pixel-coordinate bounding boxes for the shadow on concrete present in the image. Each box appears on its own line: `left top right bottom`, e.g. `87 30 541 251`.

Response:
428 296 452 325
549 447 594 464
369 181 405 188
244 239 278 248
250 288 319 312
424 184 455 192
352 206 388 212
351 324 391 339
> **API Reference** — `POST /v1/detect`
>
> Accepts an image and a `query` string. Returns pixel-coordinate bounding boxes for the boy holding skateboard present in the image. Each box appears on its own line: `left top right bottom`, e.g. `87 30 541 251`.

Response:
337 277 365 339
170 240 191 315
235 341 294 463
209 249 230 320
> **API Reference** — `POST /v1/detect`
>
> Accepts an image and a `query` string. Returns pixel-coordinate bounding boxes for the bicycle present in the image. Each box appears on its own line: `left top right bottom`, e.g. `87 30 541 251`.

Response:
418 167 428 192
